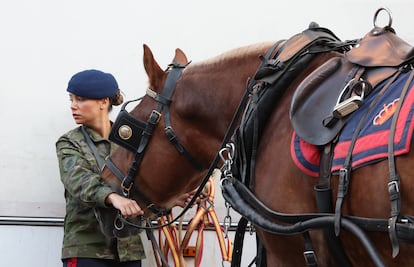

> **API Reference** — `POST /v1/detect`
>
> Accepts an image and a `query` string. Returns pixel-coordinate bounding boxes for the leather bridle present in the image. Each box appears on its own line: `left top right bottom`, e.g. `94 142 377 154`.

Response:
104 56 256 230
105 62 205 222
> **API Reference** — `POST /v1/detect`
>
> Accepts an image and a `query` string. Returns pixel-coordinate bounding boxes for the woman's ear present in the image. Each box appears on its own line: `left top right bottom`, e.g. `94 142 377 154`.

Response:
100 98 110 110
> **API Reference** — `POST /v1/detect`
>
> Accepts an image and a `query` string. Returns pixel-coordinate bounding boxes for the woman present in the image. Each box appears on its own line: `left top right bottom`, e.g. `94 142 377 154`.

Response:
56 69 146 267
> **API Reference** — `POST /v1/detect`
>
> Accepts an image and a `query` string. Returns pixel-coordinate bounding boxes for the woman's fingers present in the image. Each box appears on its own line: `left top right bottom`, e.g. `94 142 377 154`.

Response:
106 193 144 218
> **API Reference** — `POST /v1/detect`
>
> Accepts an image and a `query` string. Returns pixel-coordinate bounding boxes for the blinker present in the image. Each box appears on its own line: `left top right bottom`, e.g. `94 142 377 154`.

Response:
109 101 147 152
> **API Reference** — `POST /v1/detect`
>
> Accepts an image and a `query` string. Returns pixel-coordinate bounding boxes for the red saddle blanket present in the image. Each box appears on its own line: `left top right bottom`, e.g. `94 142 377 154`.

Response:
291 71 414 177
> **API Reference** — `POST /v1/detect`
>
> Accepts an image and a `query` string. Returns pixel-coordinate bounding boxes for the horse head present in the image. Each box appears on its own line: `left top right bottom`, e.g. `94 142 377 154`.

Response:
98 43 270 237
101 45 202 212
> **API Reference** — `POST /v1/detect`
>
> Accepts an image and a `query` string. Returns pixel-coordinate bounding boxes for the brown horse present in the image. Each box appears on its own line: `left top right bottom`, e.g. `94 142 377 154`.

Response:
100 26 414 266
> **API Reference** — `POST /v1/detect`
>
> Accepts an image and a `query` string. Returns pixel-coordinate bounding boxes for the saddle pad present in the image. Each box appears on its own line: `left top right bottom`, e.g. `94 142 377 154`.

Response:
291 70 414 177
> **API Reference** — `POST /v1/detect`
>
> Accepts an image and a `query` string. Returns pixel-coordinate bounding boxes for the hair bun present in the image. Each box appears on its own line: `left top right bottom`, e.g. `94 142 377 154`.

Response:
110 90 124 106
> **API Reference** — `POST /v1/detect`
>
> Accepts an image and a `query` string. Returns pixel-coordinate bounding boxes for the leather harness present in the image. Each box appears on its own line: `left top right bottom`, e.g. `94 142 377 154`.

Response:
102 8 414 267
105 62 205 225
226 9 414 267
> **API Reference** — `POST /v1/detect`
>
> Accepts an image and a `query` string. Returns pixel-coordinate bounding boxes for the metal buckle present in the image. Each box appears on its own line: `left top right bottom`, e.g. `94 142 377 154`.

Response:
303 250 317 266
121 177 134 197
388 180 400 193
150 110 162 124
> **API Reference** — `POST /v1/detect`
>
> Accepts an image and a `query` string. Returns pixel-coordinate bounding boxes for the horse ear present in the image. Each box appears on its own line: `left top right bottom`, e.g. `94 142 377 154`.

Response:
143 44 164 91
173 48 188 65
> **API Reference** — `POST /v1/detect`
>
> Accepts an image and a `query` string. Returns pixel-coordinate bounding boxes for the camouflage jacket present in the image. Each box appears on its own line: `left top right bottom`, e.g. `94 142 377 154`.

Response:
56 126 145 261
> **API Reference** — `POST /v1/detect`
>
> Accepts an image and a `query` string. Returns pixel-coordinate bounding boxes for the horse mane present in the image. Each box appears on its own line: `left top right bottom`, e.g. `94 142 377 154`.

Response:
189 41 275 70
172 41 275 141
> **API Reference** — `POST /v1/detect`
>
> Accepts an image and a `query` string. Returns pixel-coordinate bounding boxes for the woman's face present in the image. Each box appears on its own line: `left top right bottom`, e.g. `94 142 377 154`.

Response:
69 93 104 126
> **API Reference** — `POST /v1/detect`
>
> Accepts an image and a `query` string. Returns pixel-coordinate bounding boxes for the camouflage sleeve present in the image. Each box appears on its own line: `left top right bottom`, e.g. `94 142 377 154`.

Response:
56 136 114 208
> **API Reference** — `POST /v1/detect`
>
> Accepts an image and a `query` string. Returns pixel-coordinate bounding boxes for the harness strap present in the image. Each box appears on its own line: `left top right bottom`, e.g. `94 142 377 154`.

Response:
231 217 248 267
303 232 318 267
151 65 205 171
315 141 352 267
165 127 204 171
159 64 185 126
334 69 402 236
121 109 161 197
106 158 170 216
387 67 414 257
222 180 387 267
145 89 205 172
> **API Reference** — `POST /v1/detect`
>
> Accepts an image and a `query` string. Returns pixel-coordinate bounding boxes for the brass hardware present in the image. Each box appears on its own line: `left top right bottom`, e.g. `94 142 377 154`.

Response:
118 125 133 140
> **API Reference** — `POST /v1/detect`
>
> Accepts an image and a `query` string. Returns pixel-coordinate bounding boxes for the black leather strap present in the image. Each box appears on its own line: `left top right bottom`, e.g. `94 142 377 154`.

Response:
80 126 104 171
387 67 414 257
316 141 352 267
303 232 318 267
334 69 402 236
231 217 249 267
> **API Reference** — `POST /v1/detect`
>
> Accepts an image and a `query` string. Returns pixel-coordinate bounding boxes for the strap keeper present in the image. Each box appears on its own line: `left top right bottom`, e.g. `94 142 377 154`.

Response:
303 250 318 267
121 176 134 197
146 88 171 106
388 180 400 194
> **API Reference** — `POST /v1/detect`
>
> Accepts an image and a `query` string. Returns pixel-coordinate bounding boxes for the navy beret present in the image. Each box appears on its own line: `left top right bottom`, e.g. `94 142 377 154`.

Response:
67 69 119 99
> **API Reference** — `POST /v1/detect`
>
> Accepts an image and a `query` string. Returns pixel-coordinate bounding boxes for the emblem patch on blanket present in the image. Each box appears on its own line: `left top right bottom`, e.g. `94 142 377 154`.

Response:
291 71 414 177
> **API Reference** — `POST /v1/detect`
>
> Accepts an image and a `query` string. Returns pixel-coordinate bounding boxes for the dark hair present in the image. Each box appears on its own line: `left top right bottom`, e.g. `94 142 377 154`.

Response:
108 90 124 112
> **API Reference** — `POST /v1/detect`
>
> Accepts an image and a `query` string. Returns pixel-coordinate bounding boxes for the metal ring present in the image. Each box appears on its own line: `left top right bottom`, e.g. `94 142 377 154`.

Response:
114 215 125 230
373 7 392 28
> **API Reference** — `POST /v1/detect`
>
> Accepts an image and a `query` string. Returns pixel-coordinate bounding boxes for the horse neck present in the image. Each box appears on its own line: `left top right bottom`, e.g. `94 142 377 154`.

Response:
173 43 273 161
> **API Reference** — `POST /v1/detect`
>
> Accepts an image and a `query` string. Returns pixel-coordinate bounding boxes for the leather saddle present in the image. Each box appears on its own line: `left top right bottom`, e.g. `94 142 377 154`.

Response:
290 26 414 146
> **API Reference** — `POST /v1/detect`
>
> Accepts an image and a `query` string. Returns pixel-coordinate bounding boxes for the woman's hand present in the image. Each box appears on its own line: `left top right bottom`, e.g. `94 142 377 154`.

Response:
106 193 144 218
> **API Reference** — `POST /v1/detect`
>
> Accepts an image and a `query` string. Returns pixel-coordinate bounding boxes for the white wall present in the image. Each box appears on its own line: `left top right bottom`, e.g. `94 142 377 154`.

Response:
1 0 413 217
0 0 413 265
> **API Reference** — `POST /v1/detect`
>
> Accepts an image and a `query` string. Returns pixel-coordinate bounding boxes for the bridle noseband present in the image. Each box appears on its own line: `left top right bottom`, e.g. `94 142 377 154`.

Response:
105 62 204 220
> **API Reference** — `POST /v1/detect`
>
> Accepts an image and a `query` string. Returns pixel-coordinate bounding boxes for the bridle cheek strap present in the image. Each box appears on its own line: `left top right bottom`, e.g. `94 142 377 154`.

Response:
105 62 204 218
120 109 161 196
105 157 170 216
106 108 170 216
